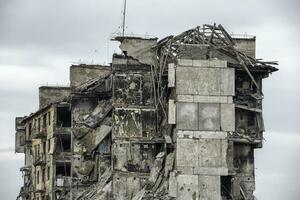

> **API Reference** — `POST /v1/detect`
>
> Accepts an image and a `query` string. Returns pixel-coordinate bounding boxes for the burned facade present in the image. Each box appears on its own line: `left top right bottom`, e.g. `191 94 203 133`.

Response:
15 24 278 200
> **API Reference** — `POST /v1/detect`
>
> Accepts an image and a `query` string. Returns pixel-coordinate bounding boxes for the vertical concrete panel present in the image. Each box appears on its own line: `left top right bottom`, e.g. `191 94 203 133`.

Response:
177 102 198 130
176 67 221 95
126 176 141 198
169 172 177 198
113 142 128 172
168 100 176 124
177 175 199 200
176 67 199 95
220 68 235 96
176 138 198 167
198 139 221 168
113 175 127 200
198 103 220 131
196 68 220 95
220 104 235 131
176 66 234 96
198 176 221 200
168 64 175 87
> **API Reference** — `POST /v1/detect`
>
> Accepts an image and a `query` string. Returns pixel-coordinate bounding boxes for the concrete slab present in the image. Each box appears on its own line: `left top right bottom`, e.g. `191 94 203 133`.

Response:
177 95 194 102
176 130 227 140
193 95 228 103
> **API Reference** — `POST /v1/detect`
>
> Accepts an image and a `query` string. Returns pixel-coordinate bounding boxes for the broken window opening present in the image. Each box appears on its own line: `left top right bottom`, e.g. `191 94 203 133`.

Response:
37 170 40 184
221 176 233 199
42 168 45 182
56 107 71 127
56 162 71 177
28 123 32 138
56 134 71 153
42 141 46 154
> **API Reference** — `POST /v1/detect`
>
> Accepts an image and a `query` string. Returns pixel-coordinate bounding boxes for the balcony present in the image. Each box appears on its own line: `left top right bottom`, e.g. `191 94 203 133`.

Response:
20 166 31 173
33 128 47 139
35 186 46 194
33 154 46 166
18 184 34 199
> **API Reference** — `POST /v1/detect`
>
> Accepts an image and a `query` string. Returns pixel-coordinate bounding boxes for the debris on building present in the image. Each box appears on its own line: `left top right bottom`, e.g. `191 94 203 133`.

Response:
15 24 278 200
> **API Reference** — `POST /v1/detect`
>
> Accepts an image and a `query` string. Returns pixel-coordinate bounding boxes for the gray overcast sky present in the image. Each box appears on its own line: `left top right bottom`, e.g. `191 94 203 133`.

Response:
0 0 299 199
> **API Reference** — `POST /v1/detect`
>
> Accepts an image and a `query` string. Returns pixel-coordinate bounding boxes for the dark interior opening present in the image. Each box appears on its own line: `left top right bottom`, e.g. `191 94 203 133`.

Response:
43 141 46 154
28 123 32 137
221 176 233 198
56 134 71 153
43 114 47 129
57 107 71 127
56 162 71 176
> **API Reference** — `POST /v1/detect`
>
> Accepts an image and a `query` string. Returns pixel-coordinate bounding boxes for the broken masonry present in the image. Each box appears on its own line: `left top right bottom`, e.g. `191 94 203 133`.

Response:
15 24 278 200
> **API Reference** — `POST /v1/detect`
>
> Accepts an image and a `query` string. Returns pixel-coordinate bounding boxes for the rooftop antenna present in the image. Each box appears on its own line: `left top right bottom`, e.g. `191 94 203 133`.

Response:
122 0 127 36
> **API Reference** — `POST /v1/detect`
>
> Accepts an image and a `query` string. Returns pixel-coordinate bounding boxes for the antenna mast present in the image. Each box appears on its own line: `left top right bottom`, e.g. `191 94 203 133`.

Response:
122 0 127 36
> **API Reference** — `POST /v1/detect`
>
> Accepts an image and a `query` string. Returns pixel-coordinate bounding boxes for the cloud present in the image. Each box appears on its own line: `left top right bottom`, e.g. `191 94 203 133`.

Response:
0 159 24 199
0 149 24 161
255 131 300 199
0 147 14 153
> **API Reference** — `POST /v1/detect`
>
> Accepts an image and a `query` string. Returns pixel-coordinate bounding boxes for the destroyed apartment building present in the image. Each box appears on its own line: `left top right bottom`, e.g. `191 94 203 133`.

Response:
15 24 278 200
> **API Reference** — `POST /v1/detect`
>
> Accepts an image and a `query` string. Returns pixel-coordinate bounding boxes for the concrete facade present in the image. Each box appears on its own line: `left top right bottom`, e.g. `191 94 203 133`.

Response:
171 59 234 200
